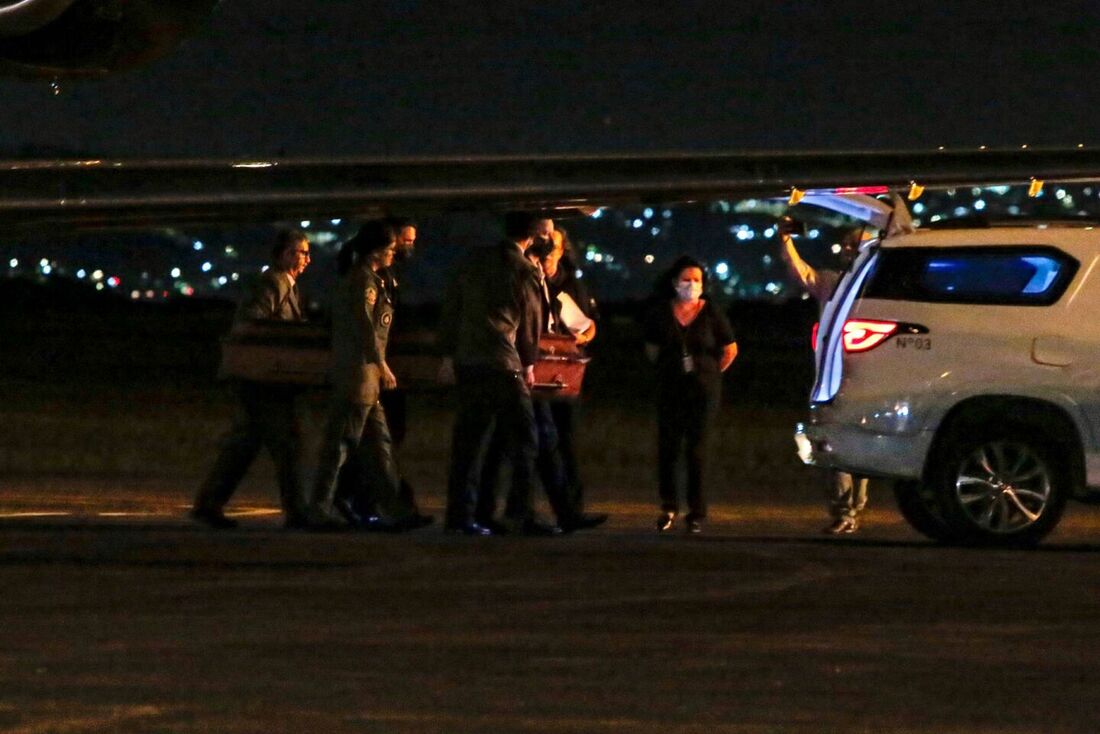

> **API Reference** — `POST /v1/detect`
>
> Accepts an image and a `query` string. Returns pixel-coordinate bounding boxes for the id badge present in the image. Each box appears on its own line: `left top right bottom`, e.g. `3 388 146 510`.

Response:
681 354 695 373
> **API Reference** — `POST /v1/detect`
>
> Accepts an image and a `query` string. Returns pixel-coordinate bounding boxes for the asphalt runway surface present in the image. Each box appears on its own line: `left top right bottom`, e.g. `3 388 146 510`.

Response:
3 484 1100 733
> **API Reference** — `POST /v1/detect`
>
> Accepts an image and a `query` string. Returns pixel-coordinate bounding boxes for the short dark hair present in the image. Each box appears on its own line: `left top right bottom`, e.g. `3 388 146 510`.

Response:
271 228 307 261
337 220 396 274
654 254 709 299
504 211 538 241
385 216 417 231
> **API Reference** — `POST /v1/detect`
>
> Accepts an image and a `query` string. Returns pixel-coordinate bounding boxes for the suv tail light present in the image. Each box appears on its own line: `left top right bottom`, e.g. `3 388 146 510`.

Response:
843 319 898 353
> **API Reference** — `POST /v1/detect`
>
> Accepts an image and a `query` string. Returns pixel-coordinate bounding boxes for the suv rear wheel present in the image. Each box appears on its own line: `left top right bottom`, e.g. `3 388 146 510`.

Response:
933 432 1068 546
892 480 958 542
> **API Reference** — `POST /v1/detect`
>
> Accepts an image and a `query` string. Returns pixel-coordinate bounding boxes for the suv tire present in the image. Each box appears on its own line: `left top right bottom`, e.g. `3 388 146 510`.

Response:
892 479 959 542
933 430 1068 546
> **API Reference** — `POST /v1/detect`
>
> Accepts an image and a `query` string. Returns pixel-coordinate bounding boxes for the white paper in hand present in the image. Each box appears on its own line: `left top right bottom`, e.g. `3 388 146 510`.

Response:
556 292 593 335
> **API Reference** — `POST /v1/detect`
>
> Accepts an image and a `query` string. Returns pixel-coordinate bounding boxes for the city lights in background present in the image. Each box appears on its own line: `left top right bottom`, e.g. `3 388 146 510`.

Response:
5 184 1100 304
734 226 755 241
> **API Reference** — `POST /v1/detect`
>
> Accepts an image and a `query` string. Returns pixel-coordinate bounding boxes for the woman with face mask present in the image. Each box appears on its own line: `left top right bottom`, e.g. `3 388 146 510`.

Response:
642 256 738 534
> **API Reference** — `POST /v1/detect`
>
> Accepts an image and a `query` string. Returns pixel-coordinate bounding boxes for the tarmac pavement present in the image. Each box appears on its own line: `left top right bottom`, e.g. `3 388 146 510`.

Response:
2 481 1100 733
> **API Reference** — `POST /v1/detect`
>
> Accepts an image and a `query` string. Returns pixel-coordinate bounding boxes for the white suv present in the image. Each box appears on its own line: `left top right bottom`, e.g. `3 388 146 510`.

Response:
796 222 1100 545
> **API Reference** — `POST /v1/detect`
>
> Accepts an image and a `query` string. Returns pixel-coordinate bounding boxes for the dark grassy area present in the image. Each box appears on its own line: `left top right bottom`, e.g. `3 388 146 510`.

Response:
0 278 822 500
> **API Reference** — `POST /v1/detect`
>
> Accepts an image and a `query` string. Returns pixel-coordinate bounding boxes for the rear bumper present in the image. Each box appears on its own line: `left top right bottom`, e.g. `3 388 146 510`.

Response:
795 421 933 479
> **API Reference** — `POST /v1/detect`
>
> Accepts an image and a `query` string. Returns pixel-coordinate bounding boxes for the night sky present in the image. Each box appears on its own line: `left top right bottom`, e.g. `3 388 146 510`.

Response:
3 2 1100 158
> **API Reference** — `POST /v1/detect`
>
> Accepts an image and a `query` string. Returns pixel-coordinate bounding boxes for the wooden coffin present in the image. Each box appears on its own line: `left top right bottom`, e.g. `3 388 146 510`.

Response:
532 334 590 399
218 322 330 385
218 326 589 395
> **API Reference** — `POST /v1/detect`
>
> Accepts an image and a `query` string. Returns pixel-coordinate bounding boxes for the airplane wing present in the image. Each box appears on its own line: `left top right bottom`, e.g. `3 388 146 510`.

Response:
0 0 219 79
4 147 1100 231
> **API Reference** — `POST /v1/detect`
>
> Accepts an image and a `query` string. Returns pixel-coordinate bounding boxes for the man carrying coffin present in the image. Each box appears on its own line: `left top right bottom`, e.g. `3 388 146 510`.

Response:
191 229 312 529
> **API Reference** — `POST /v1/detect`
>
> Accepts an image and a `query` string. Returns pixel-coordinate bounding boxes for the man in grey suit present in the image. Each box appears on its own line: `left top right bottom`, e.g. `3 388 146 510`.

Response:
191 229 312 529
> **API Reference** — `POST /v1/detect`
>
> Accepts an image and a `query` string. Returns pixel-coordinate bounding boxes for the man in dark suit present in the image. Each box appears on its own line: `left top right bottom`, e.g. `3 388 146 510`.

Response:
191 229 312 529
438 212 559 536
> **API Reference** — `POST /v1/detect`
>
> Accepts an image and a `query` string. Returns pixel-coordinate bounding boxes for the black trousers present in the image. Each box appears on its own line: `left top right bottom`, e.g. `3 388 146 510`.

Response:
657 379 719 520
194 381 307 521
446 367 538 528
549 400 586 515
476 398 575 525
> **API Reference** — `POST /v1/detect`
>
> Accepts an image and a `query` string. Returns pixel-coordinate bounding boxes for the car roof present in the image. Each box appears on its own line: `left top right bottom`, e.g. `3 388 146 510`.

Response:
881 223 1100 250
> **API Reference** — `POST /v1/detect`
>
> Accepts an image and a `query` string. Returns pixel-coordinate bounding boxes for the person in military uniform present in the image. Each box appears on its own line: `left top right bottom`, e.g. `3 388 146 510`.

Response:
335 216 433 529
191 228 312 529
438 211 559 536
307 220 410 530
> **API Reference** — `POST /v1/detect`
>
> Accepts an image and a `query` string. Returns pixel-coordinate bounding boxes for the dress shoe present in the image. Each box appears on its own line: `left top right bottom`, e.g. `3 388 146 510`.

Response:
362 514 436 533
303 507 349 532
358 515 404 533
443 522 494 536
560 512 608 533
333 496 364 527
475 518 510 536
656 511 676 533
823 516 859 535
190 506 238 529
506 517 563 537
400 513 435 530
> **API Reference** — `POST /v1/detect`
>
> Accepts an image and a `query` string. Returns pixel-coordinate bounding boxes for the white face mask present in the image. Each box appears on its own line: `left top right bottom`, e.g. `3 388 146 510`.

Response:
675 281 703 302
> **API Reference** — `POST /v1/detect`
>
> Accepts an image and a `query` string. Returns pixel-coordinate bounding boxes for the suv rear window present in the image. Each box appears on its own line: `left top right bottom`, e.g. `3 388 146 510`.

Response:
860 246 1079 305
